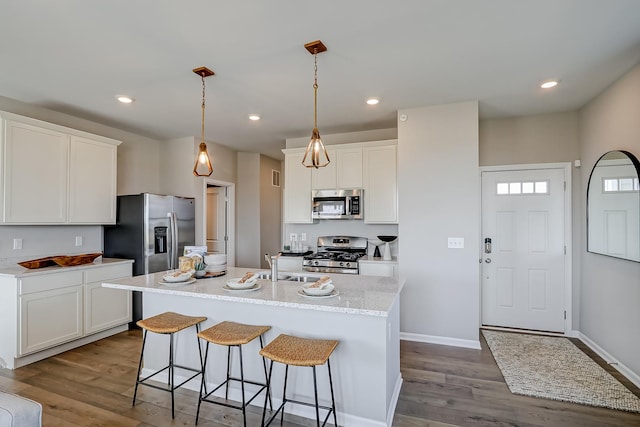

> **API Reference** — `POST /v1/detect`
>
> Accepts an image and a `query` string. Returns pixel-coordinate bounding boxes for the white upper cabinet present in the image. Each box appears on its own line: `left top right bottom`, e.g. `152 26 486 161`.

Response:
364 142 398 224
69 136 118 223
311 148 337 189
0 111 120 225
3 120 69 223
283 149 313 223
312 146 363 190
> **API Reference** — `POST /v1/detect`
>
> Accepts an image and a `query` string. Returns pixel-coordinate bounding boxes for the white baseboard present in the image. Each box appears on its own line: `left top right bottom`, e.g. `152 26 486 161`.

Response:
400 332 481 349
141 369 395 427
577 332 640 389
386 374 403 426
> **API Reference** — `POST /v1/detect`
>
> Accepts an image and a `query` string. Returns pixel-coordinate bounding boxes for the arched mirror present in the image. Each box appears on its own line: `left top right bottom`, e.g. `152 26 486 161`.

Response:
587 150 640 261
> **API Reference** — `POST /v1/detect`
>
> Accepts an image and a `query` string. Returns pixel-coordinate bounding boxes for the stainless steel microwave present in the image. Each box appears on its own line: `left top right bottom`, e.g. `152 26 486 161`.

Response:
312 189 363 220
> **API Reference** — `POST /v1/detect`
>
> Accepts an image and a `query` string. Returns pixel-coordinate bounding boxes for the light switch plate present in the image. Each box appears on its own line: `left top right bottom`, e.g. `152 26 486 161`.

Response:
289 233 297 241
13 238 23 250
447 237 464 249
75 236 83 246
300 233 307 241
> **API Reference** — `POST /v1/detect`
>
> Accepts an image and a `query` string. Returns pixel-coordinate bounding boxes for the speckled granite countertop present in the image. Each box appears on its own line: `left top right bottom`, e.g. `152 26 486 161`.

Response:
0 258 133 278
102 266 404 317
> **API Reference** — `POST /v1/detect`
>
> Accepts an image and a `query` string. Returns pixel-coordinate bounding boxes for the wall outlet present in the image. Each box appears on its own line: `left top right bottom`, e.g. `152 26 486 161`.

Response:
300 233 307 241
13 238 23 250
75 236 83 246
447 237 464 249
289 233 298 241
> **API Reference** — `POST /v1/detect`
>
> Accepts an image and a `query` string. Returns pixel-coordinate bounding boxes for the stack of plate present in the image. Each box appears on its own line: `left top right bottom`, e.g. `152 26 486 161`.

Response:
204 253 227 274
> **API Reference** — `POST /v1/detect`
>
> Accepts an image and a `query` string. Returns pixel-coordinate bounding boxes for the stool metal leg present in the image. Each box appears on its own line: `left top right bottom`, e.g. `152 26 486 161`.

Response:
312 366 320 427
327 359 338 427
259 336 273 410
261 360 274 426
225 346 232 399
169 332 175 419
132 329 148 406
281 364 289 425
196 324 206 395
195 341 210 425
239 345 247 427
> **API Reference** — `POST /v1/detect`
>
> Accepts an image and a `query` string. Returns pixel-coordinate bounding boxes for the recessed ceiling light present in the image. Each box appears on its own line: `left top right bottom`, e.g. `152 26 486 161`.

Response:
116 95 134 104
248 114 261 121
366 98 379 105
540 80 558 89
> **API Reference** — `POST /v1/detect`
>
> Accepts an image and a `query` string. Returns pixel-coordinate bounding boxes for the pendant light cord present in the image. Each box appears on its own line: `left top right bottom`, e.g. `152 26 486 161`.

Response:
313 48 318 129
201 73 206 143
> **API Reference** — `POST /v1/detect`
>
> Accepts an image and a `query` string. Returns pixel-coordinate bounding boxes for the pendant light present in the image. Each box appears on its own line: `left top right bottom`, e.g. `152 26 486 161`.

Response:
193 66 215 177
301 40 330 169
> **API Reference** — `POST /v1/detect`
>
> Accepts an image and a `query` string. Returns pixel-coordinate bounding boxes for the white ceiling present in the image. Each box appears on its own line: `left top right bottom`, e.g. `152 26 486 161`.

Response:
2 0 640 160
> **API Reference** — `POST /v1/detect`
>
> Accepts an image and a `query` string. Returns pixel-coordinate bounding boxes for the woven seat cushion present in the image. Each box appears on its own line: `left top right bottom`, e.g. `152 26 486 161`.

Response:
198 321 271 346
0 392 42 427
260 334 338 367
136 311 206 334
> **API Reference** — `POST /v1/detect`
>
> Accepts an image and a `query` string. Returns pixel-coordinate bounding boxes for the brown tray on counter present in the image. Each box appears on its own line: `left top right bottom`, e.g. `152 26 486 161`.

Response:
18 253 102 269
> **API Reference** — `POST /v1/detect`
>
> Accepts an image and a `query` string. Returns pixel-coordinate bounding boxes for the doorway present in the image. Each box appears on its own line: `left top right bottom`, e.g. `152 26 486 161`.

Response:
202 179 235 267
481 164 572 333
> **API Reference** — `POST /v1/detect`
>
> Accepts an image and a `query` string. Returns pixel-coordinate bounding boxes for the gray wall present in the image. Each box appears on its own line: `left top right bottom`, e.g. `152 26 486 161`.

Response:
398 101 481 345
578 62 640 376
236 153 261 268
260 155 282 268
479 112 582 328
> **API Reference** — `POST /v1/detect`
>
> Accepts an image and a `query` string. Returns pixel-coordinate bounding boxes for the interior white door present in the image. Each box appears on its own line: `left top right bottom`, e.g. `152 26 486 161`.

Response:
481 168 566 332
206 186 227 253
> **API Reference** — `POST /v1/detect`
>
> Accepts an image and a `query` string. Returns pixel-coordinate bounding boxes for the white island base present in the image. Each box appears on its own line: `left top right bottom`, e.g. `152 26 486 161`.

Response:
104 268 403 427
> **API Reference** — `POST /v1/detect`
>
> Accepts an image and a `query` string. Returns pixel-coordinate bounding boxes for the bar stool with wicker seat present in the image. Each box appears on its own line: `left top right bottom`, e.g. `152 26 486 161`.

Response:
132 311 207 419
260 334 339 427
196 321 272 426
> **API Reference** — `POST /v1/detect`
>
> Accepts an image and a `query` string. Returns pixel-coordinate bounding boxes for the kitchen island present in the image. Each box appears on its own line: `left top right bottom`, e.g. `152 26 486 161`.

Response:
103 267 404 427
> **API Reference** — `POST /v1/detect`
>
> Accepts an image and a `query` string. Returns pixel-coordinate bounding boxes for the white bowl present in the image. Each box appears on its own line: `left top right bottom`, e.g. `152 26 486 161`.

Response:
226 277 257 289
205 253 227 265
162 270 194 283
302 281 334 296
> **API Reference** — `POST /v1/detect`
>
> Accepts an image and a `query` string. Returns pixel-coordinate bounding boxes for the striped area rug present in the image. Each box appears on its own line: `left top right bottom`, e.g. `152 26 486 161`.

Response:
482 330 640 413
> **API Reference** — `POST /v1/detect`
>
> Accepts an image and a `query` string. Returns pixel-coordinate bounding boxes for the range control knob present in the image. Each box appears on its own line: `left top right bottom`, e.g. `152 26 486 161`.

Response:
313 261 320 266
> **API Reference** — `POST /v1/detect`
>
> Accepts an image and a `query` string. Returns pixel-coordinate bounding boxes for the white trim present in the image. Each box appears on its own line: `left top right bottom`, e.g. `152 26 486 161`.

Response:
143 370 398 427
12 325 128 369
578 332 640 389
201 178 236 267
400 332 481 350
479 162 573 334
386 374 403 427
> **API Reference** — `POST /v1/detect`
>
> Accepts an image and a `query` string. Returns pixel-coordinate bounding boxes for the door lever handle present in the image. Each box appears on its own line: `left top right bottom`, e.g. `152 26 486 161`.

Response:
485 258 492 263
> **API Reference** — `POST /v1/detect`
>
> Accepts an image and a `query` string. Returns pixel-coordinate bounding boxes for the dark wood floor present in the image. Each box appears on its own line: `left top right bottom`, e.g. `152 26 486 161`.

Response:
1 330 639 426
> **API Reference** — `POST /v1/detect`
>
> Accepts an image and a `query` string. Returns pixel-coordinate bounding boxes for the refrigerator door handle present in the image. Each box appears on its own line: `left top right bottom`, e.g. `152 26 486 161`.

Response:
168 212 178 269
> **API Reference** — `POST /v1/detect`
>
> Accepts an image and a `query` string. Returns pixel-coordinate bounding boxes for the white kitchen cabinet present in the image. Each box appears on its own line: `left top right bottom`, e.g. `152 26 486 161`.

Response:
69 136 118 224
0 111 121 225
283 149 313 223
3 119 69 223
84 263 132 334
19 270 84 355
363 142 398 224
312 148 337 189
312 146 363 190
0 260 133 369
359 260 398 277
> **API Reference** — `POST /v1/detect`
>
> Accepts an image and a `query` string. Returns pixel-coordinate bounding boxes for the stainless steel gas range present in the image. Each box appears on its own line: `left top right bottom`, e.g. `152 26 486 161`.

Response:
303 235 368 274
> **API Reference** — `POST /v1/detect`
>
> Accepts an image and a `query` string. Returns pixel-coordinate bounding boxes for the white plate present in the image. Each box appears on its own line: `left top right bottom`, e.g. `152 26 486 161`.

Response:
301 282 334 296
206 264 227 272
223 283 262 292
297 289 339 299
159 278 197 286
162 270 195 282
226 277 257 289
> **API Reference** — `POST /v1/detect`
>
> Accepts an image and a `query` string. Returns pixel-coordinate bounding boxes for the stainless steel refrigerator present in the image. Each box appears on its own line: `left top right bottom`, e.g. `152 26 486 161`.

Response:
103 193 196 323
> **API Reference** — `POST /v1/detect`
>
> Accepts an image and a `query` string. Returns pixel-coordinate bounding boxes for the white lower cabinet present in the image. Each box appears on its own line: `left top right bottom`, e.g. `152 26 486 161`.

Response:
20 285 83 355
6 261 132 366
84 263 132 334
359 261 398 277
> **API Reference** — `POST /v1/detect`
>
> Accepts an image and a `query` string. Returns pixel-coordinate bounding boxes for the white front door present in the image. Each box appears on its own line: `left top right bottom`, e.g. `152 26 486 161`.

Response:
481 168 566 332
